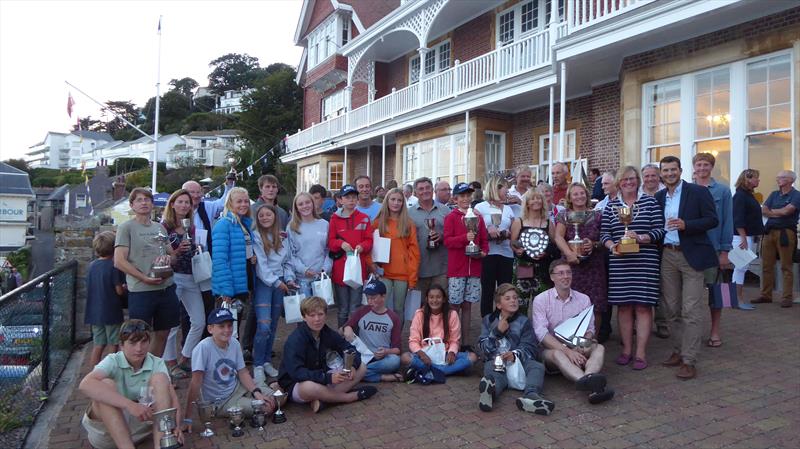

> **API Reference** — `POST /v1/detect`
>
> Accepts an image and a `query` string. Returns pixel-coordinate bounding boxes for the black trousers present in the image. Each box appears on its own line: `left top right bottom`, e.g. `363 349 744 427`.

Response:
480 255 514 318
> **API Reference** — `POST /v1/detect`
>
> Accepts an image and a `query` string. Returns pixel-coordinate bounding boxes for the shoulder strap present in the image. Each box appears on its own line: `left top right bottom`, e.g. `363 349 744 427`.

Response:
197 204 213 254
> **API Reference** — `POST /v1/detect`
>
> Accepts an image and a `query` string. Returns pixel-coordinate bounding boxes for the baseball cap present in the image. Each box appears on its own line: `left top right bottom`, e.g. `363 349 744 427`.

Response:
207 307 235 325
453 182 474 195
363 280 387 296
340 184 358 196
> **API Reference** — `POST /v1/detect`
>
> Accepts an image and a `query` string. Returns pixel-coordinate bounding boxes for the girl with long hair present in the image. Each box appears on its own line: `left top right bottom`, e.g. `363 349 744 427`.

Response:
474 175 515 318
368 188 420 323
287 192 332 297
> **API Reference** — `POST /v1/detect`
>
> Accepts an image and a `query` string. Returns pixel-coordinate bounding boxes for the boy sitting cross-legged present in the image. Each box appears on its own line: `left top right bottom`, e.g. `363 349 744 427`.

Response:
183 308 278 432
277 296 378 413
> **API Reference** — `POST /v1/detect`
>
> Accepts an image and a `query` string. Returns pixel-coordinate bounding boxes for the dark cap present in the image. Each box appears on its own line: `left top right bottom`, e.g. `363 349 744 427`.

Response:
207 307 235 325
340 184 358 196
453 182 474 195
363 280 387 296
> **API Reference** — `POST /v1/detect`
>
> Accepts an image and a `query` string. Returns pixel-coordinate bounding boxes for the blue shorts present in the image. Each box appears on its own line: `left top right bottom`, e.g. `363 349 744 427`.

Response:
128 284 180 331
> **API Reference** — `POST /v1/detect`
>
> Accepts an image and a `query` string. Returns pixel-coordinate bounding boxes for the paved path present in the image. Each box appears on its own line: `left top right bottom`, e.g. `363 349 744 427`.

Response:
44 286 799 449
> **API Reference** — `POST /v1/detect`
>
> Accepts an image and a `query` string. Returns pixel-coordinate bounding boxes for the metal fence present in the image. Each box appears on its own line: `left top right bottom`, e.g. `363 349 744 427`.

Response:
0 261 78 449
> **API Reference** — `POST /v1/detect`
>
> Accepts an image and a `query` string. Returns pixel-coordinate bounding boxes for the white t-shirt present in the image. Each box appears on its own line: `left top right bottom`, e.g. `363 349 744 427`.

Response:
191 336 246 402
473 201 515 258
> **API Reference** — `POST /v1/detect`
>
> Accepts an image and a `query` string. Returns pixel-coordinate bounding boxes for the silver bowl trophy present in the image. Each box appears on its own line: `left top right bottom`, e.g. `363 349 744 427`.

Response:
614 205 640 253
559 210 597 260
228 406 245 437
153 408 180 449
250 399 267 431
272 390 287 423
425 218 439 249
463 207 481 257
194 399 216 438
148 232 174 279
180 218 192 243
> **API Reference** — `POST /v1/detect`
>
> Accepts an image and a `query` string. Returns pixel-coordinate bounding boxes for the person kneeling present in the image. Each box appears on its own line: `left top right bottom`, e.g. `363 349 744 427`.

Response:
79 320 183 449
532 260 615 404
343 280 403 382
401 285 478 383
478 284 554 415
184 308 278 432
277 296 377 413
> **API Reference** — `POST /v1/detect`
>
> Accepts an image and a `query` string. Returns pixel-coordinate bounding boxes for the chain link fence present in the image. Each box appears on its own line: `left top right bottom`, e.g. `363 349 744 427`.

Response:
0 261 78 449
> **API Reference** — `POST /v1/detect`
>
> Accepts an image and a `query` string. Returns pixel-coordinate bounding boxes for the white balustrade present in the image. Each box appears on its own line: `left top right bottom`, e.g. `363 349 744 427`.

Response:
569 0 654 32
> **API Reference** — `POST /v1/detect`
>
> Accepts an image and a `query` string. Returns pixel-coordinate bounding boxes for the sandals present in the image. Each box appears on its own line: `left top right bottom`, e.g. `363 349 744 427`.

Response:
707 338 723 348
169 365 189 379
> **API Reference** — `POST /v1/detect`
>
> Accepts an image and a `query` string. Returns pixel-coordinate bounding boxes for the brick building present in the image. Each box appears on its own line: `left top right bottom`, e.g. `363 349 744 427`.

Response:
282 0 799 198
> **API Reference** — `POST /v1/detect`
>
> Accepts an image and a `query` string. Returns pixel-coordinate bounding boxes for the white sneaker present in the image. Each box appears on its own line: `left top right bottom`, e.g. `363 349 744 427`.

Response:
263 362 279 378
253 366 265 385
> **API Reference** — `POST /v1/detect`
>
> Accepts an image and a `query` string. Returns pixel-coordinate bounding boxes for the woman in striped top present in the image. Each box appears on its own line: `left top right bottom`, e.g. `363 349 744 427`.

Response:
600 166 665 371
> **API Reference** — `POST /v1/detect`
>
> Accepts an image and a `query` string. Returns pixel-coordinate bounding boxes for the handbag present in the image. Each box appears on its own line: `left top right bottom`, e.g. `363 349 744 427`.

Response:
421 337 446 365
404 289 422 321
350 335 374 365
343 249 363 289
312 272 335 305
371 229 391 264
707 270 738 309
505 351 526 391
191 248 213 284
283 290 306 324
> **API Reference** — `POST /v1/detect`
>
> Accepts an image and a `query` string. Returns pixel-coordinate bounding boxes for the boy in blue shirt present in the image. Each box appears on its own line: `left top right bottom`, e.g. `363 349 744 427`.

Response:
85 231 125 367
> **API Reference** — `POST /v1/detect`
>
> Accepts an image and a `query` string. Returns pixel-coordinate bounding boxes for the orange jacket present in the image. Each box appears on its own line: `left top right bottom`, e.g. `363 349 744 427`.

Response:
368 217 420 288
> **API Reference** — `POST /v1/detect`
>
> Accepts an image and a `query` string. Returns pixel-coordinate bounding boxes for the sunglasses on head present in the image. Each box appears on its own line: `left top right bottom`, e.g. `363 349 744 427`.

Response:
120 321 151 337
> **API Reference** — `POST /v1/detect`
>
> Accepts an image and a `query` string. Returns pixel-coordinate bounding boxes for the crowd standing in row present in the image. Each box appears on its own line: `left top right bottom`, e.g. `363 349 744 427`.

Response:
78 156 799 447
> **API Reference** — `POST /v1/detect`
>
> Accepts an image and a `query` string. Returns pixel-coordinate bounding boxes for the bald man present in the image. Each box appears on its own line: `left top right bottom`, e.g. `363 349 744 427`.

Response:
182 178 234 254
551 163 569 205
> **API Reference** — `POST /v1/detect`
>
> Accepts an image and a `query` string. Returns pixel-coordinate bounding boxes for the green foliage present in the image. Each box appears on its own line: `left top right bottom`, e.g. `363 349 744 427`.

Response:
180 112 238 134
71 117 103 133
110 157 150 175
102 101 141 140
169 77 199 97
3 158 30 173
141 91 192 135
207 53 261 95
7 246 31 280
192 95 217 114
28 168 88 188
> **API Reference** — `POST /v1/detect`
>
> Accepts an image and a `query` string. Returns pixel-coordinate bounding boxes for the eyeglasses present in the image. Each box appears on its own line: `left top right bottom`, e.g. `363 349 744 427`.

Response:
120 321 152 337
551 270 572 277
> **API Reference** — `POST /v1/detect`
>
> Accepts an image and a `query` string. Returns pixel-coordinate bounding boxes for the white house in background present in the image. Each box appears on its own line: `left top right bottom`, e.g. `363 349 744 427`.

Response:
0 162 35 252
130 134 184 164
169 129 242 169
215 89 254 114
26 131 114 169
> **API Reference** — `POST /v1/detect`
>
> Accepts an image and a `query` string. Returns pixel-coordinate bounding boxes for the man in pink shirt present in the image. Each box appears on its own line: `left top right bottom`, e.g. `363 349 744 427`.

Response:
532 260 614 404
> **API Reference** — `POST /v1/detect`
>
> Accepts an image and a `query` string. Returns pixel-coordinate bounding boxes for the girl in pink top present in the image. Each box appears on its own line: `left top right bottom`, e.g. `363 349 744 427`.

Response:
400 285 478 382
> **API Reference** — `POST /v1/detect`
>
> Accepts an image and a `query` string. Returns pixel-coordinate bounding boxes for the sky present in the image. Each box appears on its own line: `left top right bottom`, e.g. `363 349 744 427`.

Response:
0 0 304 161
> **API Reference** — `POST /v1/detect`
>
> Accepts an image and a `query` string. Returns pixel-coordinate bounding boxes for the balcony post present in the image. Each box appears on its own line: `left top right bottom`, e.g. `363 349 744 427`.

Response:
390 88 397 119
453 60 461 97
417 47 430 107
345 84 354 132
558 62 566 162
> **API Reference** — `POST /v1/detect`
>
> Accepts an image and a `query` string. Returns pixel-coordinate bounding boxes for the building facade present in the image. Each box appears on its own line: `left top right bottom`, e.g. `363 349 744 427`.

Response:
26 131 114 170
0 163 35 252
169 129 242 169
282 0 799 198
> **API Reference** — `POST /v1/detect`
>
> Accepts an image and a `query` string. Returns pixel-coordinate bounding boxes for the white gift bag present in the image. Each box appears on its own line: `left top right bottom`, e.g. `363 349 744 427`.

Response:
191 249 213 284
505 352 526 391
371 229 391 264
350 335 374 365
404 289 422 321
283 291 306 324
421 337 446 365
343 249 363 289
312 272 335 305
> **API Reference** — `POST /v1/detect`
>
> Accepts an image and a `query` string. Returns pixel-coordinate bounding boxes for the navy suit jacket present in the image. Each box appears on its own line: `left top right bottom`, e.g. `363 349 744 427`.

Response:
655 181 719 271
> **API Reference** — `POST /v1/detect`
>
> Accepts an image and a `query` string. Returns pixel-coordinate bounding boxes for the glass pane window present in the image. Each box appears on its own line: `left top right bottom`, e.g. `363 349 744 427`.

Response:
300 164 319 193
453 135 467 184
499 10 514 45
439 42 451 70
328 162 344 190
747 54 791 132
485 132 505 173
747 131 792 199
696 139 731 186
521 1 537 34
437 137 450 182
341 19 349 46
322 90 346 121
647 80 681 148
648 145 680 164
404 144 419 183
695 69 730 139
410 57 421 84
424 51 436 76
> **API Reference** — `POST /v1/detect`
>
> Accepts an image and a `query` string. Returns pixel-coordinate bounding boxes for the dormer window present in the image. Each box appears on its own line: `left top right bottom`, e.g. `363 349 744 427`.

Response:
307 14 351 70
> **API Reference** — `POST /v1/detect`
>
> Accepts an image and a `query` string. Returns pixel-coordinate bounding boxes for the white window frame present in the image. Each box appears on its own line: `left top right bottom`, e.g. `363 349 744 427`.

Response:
538 130 576 182
327 161 344 190
641 49 794 188
496 0 560 46
402 134 467 186
409 40 451 84
322 89 347 121
75 193 87 208
299 163 319 193
306 14 350 71
485 131 506 174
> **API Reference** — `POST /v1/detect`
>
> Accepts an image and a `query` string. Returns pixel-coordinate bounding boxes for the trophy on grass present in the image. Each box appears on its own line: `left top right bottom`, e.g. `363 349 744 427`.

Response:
153 408 180 449
272 390 287 424
148 232 174 279
425 218 439 250
614 205 640 253
463 207 481 257
559 210 597 260
194 399 216 438
228 406 245 437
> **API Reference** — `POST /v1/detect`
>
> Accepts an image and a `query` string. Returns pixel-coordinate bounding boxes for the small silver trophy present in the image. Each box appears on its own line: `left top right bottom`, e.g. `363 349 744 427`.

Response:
228 406 245 437
272 390 287 423
425 218 439 250
250 399 266 431
194 399 216 438
493 354 506 372
148 232 174 279
153 408 180 449
180 218 192 243
463 207 481 257
342 349 356 376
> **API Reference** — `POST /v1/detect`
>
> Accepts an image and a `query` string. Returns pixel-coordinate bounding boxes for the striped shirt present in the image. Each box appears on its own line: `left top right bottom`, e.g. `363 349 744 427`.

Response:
532 288 595 343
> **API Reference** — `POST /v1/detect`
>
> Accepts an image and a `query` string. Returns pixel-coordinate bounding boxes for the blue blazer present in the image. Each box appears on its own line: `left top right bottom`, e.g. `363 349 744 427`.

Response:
655 181 719 271
211 212 253 297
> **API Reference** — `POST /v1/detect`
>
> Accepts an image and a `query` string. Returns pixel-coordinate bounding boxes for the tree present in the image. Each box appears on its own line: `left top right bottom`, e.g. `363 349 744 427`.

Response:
207 53 261 95
169 77 199 97
192 95 217 113
3 158 29 173
141 90 192 135
102 100 141 140
180 112 238 134
72 116 103 133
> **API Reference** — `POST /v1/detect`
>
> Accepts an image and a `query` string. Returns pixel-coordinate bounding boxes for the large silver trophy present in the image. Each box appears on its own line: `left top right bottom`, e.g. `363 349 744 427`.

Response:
194 399 216 438
153 408 180 449
148 232 174 279
463 207 481 257
226 156 240 181
558 210 597 259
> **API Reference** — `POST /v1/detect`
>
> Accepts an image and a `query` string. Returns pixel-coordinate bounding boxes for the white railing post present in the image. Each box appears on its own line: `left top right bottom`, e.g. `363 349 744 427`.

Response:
344 85 353 133
417 47 429 108
453 60 461 97
390 88 397 119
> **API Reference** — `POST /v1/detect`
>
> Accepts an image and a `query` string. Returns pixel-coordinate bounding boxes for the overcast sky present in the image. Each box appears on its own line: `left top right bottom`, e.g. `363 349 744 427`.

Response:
0 0 303 161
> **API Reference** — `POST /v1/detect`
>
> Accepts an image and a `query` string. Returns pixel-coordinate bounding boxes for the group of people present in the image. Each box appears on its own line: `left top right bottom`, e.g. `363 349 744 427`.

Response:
79 156 799 447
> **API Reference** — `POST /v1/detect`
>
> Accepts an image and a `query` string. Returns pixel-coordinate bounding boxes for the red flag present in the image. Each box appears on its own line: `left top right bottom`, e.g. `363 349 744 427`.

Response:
67 93 75 117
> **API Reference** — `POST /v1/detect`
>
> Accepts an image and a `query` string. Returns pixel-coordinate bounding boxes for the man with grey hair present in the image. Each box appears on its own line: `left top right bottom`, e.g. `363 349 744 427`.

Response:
640 164 664 197
409 177 449 295
434 180 453 209
551 162 569 205
753 170 800 308
508 165 533 217
182 178 234 255
404 183 418 208
594 171 618 212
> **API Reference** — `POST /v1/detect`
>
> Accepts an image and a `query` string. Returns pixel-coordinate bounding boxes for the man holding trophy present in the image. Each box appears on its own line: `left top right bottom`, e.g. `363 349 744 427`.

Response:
409 177 450 295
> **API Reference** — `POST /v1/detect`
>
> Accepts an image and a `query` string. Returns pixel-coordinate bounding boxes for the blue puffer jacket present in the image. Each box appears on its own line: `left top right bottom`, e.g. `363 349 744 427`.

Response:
212 211 253 297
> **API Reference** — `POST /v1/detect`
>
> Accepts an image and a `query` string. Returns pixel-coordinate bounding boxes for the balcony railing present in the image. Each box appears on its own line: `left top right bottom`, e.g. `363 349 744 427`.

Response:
568 0 655 32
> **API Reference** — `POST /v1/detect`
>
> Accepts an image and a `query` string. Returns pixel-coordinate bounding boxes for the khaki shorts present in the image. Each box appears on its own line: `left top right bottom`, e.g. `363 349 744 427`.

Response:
91 324 120 346
82 403 151 449
209 378 274 418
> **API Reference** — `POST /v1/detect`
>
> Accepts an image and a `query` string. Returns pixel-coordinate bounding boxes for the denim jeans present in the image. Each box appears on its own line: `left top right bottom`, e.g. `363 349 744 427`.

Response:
333 284 362 328
410 351 472 376
364 354 401 382
297 278 314 298
381 278 408 324
253 278 284 366
482 358 545 398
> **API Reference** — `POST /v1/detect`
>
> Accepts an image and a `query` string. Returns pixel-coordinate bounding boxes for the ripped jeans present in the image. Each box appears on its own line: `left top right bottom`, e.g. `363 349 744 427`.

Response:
252 278 285 366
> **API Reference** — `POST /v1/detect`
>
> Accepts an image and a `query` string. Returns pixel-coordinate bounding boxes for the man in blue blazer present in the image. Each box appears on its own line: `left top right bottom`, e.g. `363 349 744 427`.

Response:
654 156 718 380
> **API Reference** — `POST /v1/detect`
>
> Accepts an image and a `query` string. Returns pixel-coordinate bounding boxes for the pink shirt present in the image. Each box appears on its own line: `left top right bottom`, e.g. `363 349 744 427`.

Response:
408 309 461 354
532 288 595 343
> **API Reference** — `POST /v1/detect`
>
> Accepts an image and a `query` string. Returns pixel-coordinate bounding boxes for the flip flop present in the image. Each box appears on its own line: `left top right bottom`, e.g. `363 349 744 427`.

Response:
707 338 723 348
737 303 756 310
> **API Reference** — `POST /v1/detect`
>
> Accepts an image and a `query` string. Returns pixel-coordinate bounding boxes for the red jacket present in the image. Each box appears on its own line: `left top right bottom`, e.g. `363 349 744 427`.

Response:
328 209 373 286
443 208 489 278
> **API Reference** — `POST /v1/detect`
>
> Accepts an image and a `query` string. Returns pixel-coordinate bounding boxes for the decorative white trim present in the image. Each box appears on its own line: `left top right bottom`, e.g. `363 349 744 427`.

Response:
393 0 448 47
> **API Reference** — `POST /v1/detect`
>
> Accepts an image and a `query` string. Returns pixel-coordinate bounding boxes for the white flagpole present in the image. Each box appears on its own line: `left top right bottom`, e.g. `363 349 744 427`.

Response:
151 15 163 193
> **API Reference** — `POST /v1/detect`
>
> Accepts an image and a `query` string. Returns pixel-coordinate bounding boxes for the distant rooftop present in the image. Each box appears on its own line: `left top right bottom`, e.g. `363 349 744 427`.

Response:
0 162 35 197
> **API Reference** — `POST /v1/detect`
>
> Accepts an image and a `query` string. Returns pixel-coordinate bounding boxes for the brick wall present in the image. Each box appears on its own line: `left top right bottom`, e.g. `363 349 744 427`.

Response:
452 12 494 63
343 145 397 187
303 89 322 129
305 0 335 35
351 0 401 29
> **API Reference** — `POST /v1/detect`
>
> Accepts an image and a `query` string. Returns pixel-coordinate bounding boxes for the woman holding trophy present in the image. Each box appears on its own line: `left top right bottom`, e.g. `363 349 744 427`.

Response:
553 183 607 331
600 166 665 370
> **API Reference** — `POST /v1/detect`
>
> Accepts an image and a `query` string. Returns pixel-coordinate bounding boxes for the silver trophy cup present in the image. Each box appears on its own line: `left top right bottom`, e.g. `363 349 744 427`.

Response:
153 408 180 449
228 406 245 437
272 390 287 423
194 399 216 438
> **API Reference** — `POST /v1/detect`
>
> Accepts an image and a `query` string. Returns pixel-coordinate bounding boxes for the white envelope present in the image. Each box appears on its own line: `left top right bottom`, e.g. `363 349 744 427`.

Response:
728 247 757 270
